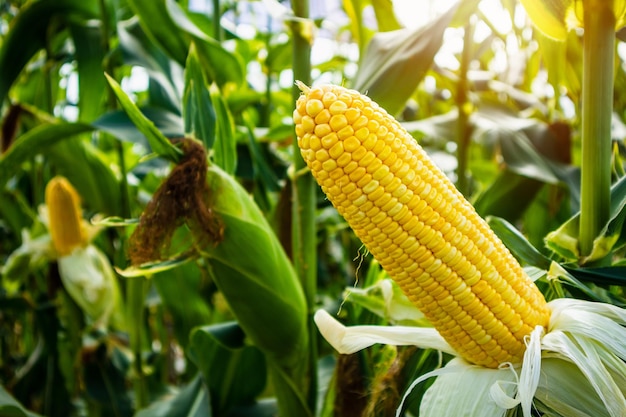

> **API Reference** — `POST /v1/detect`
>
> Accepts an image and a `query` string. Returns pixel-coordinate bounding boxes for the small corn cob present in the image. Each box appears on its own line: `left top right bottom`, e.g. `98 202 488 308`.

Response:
294 82 550 368
46 176 86 257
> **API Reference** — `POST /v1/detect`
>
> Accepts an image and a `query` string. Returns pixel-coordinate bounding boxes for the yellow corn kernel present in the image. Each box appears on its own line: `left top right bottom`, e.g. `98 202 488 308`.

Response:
45 176 86 257
294 82 551 368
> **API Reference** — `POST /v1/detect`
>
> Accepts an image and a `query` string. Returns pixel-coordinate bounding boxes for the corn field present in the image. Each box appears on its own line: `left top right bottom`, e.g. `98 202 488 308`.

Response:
1 1 625 416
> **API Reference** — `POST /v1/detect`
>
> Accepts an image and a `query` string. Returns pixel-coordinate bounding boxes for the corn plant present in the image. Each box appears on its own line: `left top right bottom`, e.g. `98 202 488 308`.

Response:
0 0 625 417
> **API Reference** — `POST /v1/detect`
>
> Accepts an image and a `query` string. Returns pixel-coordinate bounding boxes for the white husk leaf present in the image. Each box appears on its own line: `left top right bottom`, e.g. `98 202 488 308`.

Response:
540 299 626 417
417 358 516 417
313 309 455 355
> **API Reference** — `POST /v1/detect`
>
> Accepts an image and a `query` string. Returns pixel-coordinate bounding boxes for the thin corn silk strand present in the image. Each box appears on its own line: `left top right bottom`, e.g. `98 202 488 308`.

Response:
313 309 455 355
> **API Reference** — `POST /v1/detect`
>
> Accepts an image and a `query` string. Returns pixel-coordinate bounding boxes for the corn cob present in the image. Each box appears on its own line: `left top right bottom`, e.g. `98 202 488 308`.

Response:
46 176 86 257
294 82 550 368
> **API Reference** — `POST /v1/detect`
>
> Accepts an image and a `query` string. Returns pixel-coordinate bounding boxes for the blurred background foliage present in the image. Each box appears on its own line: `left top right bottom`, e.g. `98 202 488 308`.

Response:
0 0 624 416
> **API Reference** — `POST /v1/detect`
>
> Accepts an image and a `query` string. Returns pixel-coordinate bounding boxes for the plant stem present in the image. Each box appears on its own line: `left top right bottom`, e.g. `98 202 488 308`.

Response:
291 0 316 414
212 0 221 41
579 1 615 256
456 20 473 196
127 277 148 410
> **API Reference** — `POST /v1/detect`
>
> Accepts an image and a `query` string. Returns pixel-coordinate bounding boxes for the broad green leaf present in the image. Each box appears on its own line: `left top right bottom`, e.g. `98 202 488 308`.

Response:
105 73 183 163
0 0 98 103
487 216 552 269
473 170 543 222
189 323 266 415
125 0 189 64
565 265 626 286
371 0 402 32
165 0 245 86
93 108 184 145
520 0 626 40
342 0 373 56
117 18 182 114
0 385 42 417
519 0 570 40
211 86 237 174
352 0 479 116
69 21 106 122
183 43 216 149
200 165 307 367
135 376 211 417
267 362 312 417
266 39 293 72
0 122 94 186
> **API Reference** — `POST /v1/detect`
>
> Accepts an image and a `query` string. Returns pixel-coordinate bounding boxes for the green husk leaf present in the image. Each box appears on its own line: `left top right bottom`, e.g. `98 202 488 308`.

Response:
200 165 307 367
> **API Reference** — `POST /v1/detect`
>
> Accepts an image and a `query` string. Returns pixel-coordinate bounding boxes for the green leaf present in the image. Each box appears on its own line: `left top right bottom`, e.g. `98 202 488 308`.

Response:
211 86 237 174
473 170 543 222
117 18 182 114
564 266 626 286
69 20 106 122
352 0 479 116
93 108 184 145
105 73 183 163
266 362 312 417
0 0 98 103
486 216 552 269
519 0 570 40
371 0 402 32
165 0 244 86
125 0 189 64
183 43 216 149
201 165 307 367
189 323 266 415
0 385 42 417
135 376 211 417
0 122 94 186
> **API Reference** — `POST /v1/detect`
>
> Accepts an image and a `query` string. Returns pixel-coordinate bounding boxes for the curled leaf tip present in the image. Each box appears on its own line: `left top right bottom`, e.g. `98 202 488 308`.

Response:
295 80 310 94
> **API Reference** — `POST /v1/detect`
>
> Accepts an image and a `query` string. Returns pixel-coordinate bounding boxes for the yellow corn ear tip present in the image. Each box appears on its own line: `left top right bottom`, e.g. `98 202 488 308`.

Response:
295 84 551 368
45 176 86 256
